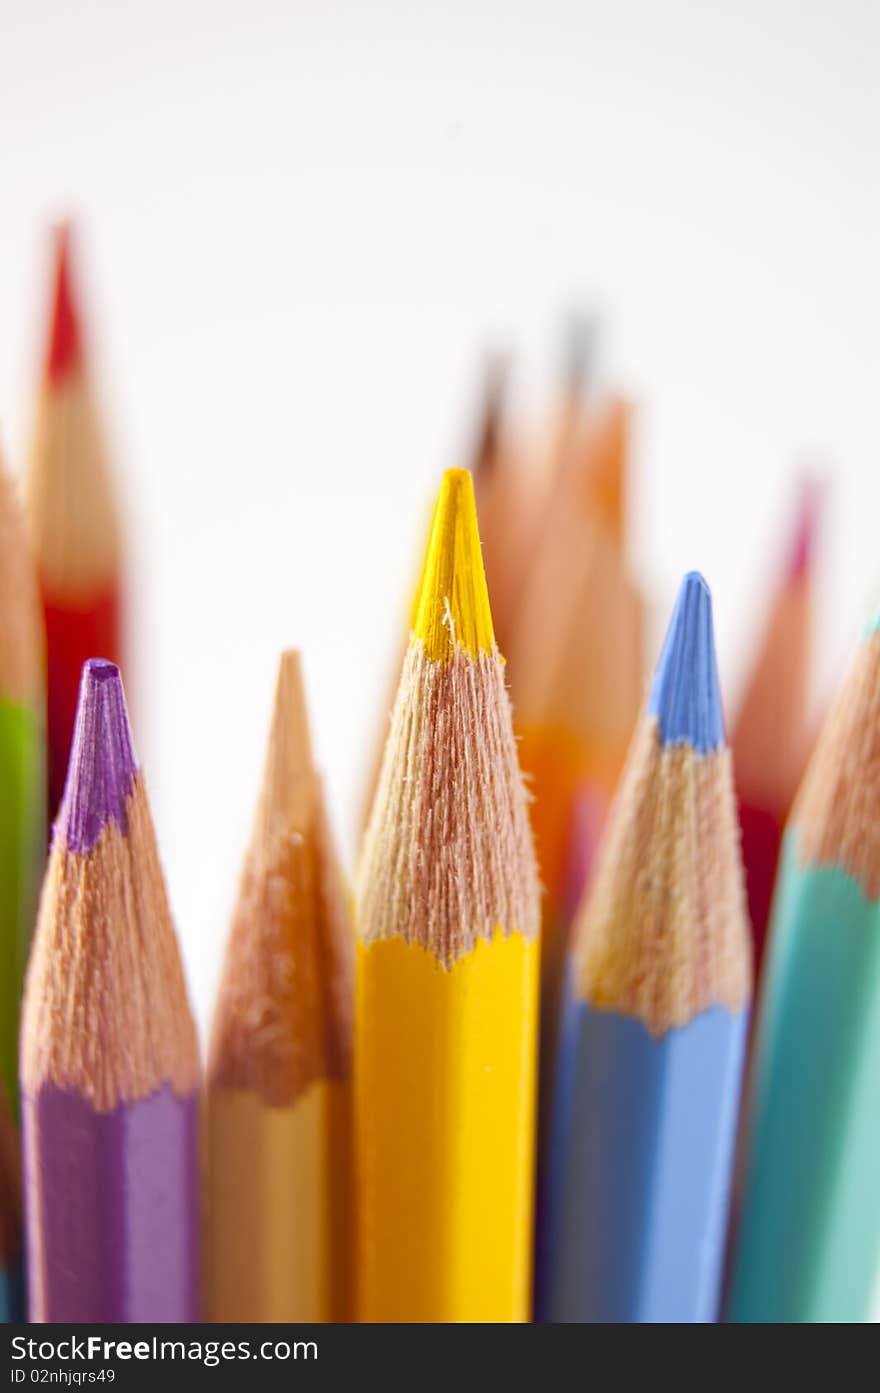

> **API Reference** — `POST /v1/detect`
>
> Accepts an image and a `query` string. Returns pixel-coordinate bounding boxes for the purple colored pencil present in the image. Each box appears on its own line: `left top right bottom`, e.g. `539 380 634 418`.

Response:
20 660 200 1322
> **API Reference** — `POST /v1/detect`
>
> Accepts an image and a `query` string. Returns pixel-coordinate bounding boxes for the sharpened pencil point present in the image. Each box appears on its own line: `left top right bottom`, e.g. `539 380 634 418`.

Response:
257 649 316 835
412 469 495 662
786 476 821 582
58 659 137 853
471 354 509 483
45 224 83 384
648 572 724 753
273 650 312 769
562 311 600 400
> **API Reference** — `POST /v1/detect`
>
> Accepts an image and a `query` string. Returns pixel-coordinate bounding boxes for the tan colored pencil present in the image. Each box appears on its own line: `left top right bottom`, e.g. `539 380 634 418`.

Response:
206 651 354 1321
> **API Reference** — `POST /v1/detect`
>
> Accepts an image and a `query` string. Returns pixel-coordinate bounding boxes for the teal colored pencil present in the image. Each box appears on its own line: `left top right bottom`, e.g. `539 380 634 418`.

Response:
728 613 880 1323
0 458 45 1113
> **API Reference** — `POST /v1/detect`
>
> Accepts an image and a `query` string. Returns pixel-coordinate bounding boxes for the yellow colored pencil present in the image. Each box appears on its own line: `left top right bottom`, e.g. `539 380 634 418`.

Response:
206 651 354 1321
355 468 541 1322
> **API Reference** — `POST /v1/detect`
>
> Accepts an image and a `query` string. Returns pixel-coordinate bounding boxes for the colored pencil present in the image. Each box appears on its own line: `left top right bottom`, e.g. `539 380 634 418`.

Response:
578 394 630 550
509 496 643 1082
478 318 600 659
20 659 200 1321
727 610 880 1322
26 226 123 820
206 650 354 1321
0 453 45 1111
538 572 752 1322
0 1082 21 1322
469 352 523 654
731 480 818 973
508 386 642 1005
546 312 601 480
355 468 540 1322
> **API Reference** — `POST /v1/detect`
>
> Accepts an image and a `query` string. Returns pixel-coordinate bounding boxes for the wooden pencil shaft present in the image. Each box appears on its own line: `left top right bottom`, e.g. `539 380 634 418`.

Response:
355 471 540 1321
25 1084 199 1321
356 931 538 1321
21 665 200 1320
541 993 746 1321
538 575 751 1323
206 1081 352 1321
206 651 354 1321
0 462 45 1112
0 703 43 1110
728 834 880 1321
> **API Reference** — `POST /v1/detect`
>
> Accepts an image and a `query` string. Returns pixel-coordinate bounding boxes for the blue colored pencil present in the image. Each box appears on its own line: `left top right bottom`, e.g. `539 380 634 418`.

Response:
538 572 753 1322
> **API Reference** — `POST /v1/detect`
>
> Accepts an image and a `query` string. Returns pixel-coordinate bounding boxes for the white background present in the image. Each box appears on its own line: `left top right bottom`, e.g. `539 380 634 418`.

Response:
1 2 878 1057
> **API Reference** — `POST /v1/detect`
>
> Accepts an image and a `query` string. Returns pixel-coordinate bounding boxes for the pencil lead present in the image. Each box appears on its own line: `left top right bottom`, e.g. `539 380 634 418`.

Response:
257 649 315 835
272 649 312 768
561 311 600 401
412 468 495 662
648 571 724 753
58 659 137 854
45 223 83 385
471 353 509 482
786 474 822 582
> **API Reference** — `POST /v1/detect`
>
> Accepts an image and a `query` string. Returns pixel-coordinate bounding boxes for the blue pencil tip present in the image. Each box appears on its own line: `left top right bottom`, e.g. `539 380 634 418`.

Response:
647 572 724 752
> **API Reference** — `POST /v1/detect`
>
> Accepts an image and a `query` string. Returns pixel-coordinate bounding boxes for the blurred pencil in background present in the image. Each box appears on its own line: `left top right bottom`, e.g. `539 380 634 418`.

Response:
512 504 643 1053
21 660 199 1322
728 608 880 1322
511 395 643 937
538 573 751 1322
478 316 602 659
0 452 44 1112
26 225 123 820
355 469 540 1321
469 351 525 655
731 479 819 973
206 650 354 1322
0 1083 21 1322
507 387 644 1217
545 312 601 485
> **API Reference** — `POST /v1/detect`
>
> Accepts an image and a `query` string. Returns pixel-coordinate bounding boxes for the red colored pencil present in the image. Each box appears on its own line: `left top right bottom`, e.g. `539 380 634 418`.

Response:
26 225 123 820
731 479 819 973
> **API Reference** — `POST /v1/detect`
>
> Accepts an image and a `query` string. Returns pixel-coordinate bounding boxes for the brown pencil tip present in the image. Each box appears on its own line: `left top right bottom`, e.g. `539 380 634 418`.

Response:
256 650 315 838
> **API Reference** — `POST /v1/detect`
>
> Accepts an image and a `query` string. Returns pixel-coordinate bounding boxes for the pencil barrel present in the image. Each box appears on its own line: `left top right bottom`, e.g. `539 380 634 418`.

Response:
540 991 747 1321
23 1082 199 1322
728 833 880 1322
355 932 539 1322
205 1080 353 1322
0 699 44 1110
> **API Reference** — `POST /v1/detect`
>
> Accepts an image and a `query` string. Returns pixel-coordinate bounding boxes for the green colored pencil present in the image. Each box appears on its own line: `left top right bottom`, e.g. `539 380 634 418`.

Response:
0 456 45 1111
728 611 880 1322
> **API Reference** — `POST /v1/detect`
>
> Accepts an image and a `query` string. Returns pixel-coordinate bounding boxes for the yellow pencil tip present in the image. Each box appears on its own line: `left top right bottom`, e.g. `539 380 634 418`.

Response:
412 469 495 661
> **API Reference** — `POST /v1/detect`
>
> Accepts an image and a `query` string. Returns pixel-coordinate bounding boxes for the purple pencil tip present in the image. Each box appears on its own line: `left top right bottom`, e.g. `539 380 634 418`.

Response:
57 659 139 854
